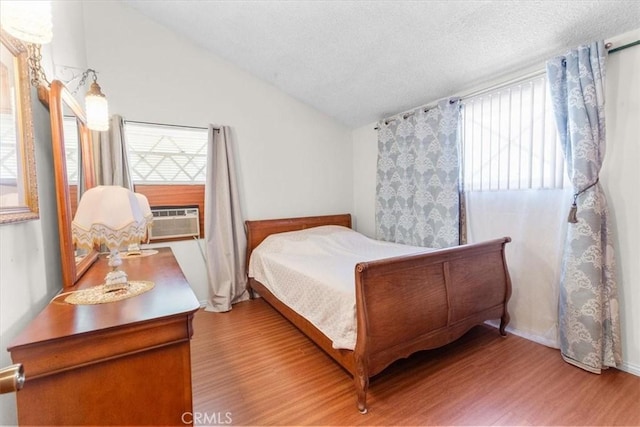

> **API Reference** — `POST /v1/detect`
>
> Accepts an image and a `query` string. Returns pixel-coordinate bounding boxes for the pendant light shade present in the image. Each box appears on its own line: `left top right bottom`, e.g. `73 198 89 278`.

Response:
85 81 109 131
1 1 53 44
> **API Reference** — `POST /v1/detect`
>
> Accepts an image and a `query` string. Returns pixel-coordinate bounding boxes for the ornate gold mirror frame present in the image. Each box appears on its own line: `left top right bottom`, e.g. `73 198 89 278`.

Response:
0 30 39 224
39 80 98 288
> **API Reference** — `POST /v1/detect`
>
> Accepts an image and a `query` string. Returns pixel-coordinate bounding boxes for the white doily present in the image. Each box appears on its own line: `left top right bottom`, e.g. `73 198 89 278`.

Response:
64 281 155 305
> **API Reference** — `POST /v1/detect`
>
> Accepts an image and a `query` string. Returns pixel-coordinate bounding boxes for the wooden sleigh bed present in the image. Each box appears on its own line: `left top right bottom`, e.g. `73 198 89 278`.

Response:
245 213 512 413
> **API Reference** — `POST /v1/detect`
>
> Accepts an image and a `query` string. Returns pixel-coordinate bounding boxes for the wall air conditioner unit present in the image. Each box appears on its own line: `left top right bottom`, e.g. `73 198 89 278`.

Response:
148 206 200 240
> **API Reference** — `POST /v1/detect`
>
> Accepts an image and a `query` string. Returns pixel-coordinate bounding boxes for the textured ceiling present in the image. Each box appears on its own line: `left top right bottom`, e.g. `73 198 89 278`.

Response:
122 0 640 128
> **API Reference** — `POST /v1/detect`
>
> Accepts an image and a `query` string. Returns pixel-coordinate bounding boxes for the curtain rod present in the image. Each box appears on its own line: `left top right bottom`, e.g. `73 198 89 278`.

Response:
374 40 638 131
376 67 546 130
375 69 544 130
449 40 636 101
606 39 639 54
454 69 546 102
374 98 458 130
124 119 218 131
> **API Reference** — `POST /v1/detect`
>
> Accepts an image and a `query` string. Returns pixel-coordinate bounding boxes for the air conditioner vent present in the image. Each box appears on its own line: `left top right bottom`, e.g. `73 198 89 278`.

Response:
149 206 200 240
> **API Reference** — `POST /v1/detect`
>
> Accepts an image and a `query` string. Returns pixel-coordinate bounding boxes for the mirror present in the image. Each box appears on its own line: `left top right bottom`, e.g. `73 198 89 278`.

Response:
40 80 98 288
0 30 39 223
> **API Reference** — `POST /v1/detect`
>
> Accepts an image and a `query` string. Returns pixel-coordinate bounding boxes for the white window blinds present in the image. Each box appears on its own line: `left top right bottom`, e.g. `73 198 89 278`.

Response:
461 74 568 191
124 122 208 184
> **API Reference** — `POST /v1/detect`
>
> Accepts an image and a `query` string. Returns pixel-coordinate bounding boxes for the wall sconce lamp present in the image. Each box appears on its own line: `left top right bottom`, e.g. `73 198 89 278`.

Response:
77 68 109 131
1 1 52 87
0 1 53 45
1 1 110 132
72 186 153 293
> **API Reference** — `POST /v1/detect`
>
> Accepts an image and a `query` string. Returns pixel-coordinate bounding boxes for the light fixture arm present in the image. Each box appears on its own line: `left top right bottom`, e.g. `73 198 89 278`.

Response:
75 68 102 95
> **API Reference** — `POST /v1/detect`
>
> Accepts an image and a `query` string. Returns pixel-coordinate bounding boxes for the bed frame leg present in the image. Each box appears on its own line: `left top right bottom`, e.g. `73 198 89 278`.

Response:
356 377 368 414
246 280 256 300
500 311 510 337
355 356 369 414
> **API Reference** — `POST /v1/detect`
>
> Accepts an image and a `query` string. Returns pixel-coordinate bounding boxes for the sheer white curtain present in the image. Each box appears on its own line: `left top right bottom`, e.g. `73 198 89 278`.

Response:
467 189 571 347
204 125 248 312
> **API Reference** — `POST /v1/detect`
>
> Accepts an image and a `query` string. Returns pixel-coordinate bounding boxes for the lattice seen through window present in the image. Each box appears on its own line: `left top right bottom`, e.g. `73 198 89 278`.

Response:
461 74 569 191
0 114 18 187
63 116 79 184
124 122 207 184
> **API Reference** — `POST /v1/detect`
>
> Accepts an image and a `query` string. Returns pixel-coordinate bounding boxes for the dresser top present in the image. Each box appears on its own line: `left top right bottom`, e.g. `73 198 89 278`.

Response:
8 247 200 350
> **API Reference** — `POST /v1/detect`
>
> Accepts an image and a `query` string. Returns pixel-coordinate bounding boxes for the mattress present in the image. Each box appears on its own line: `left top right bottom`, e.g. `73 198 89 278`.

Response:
248 225 432 350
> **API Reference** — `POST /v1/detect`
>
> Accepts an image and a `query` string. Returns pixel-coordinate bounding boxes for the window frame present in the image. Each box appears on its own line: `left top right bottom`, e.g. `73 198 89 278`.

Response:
124 121 209 240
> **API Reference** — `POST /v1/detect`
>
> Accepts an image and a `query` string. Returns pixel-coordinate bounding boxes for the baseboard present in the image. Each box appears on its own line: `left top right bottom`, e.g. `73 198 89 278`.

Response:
486 320 640 377
619 361 640 377
506 325 560 349
484 320 560 349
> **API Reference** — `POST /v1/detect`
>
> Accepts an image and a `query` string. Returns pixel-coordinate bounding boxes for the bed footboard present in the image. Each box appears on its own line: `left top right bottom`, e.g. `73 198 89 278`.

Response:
245 214 511 414
353 237 512 412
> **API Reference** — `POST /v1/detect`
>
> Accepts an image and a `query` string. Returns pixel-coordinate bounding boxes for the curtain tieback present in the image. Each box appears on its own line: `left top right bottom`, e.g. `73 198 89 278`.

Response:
568 178 599 223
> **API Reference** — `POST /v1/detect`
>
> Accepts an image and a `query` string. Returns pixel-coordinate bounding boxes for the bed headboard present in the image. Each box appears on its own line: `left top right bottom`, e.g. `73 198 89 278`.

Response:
244 213 352 273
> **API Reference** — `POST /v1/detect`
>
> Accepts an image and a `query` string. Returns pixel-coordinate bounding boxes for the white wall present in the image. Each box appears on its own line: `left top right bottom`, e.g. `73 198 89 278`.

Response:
602 34 640 375
81 1 352 221
0 90 64 426
0 3 88 425
352 31 640 375
78 1 353 303
352 125 378 236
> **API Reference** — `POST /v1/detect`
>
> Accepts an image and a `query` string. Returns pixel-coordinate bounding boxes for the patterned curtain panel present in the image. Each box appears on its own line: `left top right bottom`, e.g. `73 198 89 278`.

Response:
376 99 460 248
546 41 621 373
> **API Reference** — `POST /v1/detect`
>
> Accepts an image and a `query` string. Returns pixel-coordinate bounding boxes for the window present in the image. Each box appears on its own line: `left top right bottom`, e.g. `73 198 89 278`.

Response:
125 122 208 184
461 73 568 191
0 113 18 187
63 116 80 184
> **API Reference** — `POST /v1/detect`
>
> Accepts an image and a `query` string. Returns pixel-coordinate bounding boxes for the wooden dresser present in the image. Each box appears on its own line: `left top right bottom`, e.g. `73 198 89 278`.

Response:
8 247 200 426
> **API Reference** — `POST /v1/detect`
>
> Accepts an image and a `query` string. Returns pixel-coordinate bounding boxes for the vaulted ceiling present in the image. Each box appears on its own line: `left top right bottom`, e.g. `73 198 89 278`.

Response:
122 0 640 128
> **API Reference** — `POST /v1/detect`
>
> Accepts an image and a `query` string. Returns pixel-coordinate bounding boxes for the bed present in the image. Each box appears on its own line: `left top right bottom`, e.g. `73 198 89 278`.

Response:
245 213 512 413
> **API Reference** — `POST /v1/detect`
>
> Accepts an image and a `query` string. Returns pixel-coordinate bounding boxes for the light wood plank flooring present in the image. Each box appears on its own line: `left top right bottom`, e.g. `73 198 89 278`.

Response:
191 299 640 426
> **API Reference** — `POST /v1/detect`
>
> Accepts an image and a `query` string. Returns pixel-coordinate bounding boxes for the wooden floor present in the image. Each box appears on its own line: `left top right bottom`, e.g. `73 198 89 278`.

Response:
191 299 640 426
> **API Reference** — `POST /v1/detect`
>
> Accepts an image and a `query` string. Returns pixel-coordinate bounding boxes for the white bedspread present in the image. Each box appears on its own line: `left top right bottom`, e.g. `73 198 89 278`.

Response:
248 225 432 350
